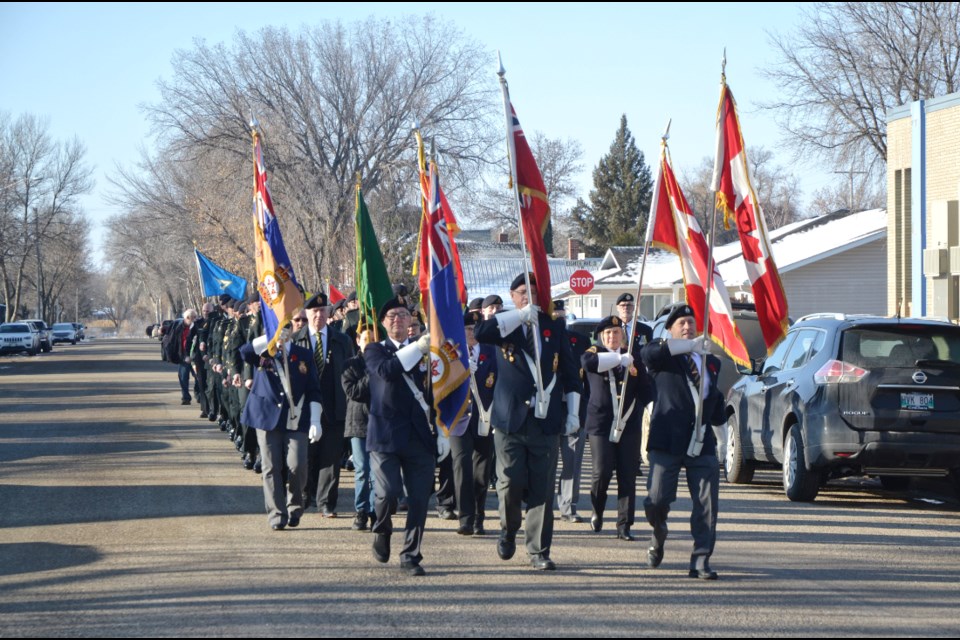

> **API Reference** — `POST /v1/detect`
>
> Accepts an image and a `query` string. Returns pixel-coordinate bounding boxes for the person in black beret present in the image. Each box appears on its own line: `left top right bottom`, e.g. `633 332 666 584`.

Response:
581 315 653 541
292 288 353 517
553 298 590 525
468 297 484 312
641 304 724 580
343 291 360 335
473 272 582 571
481 294 503 320
615 292 654 355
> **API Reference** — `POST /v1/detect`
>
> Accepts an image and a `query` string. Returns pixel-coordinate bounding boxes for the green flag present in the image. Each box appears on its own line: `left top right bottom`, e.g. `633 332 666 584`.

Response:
354 182 393 340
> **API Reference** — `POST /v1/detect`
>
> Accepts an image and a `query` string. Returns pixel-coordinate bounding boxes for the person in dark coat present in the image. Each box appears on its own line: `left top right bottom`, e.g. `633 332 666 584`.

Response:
240 332 322 531
554 299 590 523
364 297 437 576
342 323 375 531
641 304 725 580
582 315 653 541
474 273 582 571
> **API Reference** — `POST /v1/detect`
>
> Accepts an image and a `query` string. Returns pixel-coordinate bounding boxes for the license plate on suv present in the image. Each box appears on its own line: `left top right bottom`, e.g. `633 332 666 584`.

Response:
901 393 934 410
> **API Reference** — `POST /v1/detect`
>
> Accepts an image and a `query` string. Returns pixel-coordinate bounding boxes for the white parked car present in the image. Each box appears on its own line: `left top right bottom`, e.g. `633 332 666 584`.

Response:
0 323 41 355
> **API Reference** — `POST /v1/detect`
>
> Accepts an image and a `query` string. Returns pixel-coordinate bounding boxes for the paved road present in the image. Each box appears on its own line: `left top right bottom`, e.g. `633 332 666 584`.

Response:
1 340 959 637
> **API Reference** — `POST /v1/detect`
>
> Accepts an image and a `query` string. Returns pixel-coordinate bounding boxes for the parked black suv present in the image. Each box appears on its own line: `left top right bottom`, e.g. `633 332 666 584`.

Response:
724 314 960 501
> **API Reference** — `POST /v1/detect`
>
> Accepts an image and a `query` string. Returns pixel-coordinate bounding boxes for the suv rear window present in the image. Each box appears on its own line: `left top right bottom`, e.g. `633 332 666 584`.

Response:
841 325 960 368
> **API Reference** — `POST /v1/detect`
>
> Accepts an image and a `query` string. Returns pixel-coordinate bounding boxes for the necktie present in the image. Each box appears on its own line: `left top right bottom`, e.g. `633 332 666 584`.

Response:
685 354 701 389
524 325 538 358
314 332 325 378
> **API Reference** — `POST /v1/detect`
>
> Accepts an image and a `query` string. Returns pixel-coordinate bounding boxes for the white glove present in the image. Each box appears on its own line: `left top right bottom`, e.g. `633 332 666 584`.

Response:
619 353 633 369
564 391 580 436
692 336 712 355
308 401 322 442
416 332 431 355
596 352 621 373
494 309 522 337
518 304 540 325
396 341 425 371
668 336 711 356
437 432 451 462
469 359 478 374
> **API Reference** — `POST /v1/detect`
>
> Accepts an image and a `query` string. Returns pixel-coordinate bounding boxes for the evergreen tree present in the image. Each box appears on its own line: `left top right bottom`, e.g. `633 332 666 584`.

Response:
571 115 652 252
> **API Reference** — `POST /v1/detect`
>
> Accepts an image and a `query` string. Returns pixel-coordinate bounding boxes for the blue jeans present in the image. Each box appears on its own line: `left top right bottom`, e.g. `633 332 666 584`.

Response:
177 362 192 402
351 437 375 513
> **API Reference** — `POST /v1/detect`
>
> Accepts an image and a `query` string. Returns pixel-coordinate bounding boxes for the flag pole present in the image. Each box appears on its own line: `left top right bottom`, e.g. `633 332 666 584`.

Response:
691 54 728 453
496 52 546 415
193 242 205 300
610 120 671 443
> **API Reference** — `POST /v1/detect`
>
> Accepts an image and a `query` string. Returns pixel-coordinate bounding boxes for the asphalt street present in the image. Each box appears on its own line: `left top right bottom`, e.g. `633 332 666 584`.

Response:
1 340 959 637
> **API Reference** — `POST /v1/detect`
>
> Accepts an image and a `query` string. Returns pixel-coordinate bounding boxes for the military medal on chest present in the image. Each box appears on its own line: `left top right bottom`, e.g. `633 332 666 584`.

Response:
485 372 495 388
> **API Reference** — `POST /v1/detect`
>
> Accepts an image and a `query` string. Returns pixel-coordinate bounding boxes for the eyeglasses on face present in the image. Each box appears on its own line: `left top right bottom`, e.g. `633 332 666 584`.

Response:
292 317 307 323
384 311 410 320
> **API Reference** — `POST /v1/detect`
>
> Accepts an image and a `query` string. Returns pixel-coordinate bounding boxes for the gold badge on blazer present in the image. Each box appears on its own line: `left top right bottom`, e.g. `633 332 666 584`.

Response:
485 372 495 388
552 353 559 372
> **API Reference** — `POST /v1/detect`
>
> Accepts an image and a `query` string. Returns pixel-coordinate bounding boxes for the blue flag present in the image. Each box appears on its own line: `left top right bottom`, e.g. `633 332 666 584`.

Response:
195 249 248 301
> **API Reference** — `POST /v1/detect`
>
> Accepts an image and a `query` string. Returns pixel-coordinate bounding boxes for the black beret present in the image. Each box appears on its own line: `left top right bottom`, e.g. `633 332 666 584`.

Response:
332 299 346 312
510 272 536 291
245 292 260 304
665 304 696 329
616 293 635 305
463 309 481 326
594 315 624 339
393 283 409 297
468 297 484 311
218 294 233 305
377 297 407 323
347 291 357 302
410 311 424 325
553 299 565 311
231 299 244 312
237 302 249 315
482 294 503 308
304 291 328 309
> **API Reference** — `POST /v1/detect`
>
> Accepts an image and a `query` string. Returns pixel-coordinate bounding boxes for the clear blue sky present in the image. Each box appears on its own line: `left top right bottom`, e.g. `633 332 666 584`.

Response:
2 2 826 265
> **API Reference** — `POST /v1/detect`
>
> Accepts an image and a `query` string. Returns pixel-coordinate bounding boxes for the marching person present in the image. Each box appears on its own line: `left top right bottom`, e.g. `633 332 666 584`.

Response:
170 309 199 405
293 291 352 517
582 316 653 541
342 323 376 531
474 273 581 571
364 297 437 576
240 330 322 531
641 304 724 580
554 299 589 524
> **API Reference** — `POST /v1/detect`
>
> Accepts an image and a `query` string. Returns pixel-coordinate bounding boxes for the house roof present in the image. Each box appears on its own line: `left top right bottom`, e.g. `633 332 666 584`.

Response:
552 208 888 295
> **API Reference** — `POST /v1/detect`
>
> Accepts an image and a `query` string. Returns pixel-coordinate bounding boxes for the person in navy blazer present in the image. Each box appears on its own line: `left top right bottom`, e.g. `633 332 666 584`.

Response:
474 273 582 571
364 297 437 577
240 332 322 531
640 304 725 580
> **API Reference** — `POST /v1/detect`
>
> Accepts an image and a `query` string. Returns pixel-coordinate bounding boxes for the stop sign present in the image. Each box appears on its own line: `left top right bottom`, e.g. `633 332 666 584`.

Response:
569 269 595 295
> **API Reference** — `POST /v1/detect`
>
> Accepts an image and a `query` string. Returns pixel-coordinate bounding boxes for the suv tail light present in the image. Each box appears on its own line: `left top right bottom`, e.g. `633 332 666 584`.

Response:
814 360 868 384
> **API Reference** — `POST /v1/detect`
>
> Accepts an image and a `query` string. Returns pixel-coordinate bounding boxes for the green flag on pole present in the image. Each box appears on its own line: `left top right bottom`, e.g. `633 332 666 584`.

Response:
354 179 393 340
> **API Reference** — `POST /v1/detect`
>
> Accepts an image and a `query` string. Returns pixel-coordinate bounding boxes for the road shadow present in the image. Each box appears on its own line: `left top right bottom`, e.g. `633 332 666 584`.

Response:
0 542 101 577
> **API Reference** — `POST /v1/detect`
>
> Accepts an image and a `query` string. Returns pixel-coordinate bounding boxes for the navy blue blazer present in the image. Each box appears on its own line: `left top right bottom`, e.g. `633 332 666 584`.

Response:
364 339 434 454
466 343 497 437
641 339 724 457
239 342 322 432
292 325 352 424
474 312 581 435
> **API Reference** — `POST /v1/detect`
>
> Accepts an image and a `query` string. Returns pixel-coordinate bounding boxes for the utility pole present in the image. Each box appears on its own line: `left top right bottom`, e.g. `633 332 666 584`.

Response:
834 169 868 212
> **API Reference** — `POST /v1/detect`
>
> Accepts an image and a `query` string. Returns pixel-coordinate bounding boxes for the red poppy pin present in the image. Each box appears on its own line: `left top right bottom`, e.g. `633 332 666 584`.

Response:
543 329 551 342
570 337 577 344
478 354 487 364
290 354 298 363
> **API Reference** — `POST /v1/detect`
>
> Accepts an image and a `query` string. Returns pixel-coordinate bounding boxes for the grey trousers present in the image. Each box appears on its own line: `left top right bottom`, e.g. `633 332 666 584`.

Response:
557 429 586 516
370 438 435 565
644 449 719 568
495 417 560 557
256 428 308 527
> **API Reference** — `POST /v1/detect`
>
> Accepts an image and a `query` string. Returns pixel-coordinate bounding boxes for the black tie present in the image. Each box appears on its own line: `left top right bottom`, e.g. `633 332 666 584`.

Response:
524 325 538 358
314 333 325 378
685 354 701 389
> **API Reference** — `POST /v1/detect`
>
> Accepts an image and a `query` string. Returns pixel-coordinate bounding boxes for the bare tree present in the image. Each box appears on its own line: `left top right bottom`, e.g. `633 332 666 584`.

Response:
765 2 960 175
127 16 499 288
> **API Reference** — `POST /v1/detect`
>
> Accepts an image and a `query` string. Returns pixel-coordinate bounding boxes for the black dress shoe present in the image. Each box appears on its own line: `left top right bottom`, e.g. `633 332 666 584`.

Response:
199 412 208 419
590 514 602 532
253 457 262 474
271 523 286 531
561 513 583 523
207 414 217 422
320 508 337 519
530 554 556 571
352 512 369 531
437 507 457 521
473 525 486 536
616 526 634 541
689 568 719 580
497 532 516 561
456 524 474 536
372 534 390 563
219 420 227 432
400 561 426 576
242 455 254 471
288 513 301 528
647 546 664 568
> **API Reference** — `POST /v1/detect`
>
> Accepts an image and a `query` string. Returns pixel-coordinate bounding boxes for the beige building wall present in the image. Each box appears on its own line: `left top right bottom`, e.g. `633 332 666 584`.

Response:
887 94 960 320
783 239 887 318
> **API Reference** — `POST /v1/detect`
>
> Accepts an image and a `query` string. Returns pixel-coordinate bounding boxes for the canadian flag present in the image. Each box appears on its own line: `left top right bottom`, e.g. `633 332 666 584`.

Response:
711 83 789 353
648 145 751 367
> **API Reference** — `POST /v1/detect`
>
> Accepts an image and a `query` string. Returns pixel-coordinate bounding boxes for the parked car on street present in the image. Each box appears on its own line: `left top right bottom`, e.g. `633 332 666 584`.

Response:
51 322 79 345
0 323 41 355
724 313 960 501
72 322 85 341
22 319 53 353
